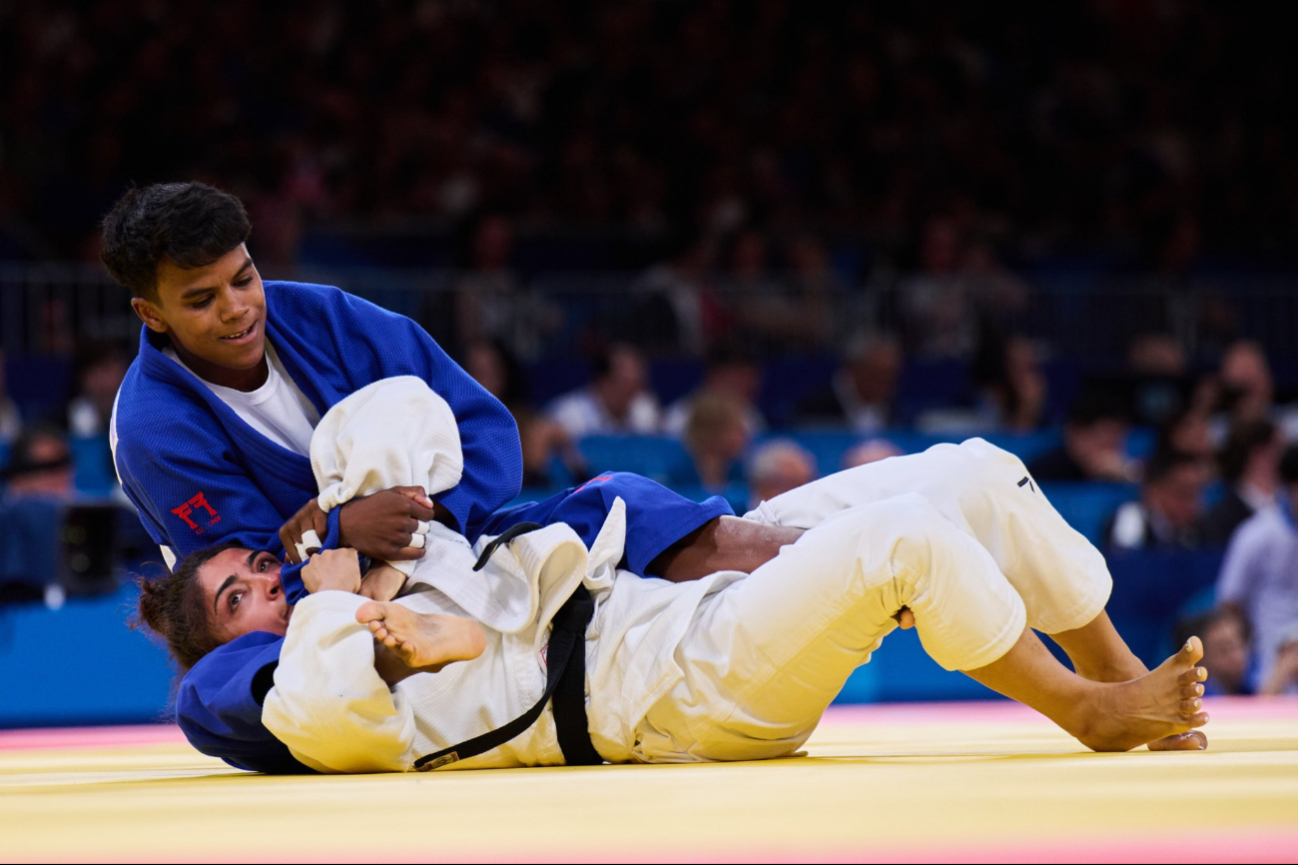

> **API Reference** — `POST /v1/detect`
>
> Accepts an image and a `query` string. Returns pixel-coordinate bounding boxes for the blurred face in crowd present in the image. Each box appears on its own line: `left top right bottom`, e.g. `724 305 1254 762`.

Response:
198 548 291 643
1066 418 1127 477
707 361 761 404
131 244 267 391
686 395 751 470
8 433 74 498
465 342 507 401
1220 341 1273 414
1145 461 1208 529
730 232 767 280
750 446 815 504
1128 334 1187 376
1247 428 1284 482
597 348 647 418
921 218 961 275
1202 614 1250 694
82 354 129 416
473 217 513 272
850 343 901 404
1165 412 1214 461
842 439 903 469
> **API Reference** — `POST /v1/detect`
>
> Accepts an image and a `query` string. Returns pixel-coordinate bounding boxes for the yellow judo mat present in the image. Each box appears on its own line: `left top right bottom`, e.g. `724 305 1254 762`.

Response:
3 697 1296 863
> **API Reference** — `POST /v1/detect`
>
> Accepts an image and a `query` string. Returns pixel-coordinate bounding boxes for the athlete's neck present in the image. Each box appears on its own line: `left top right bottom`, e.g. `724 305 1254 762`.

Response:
171 338 269 392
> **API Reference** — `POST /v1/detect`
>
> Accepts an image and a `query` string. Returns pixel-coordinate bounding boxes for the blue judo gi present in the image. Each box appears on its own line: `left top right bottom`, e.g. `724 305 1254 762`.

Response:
113 281 730 773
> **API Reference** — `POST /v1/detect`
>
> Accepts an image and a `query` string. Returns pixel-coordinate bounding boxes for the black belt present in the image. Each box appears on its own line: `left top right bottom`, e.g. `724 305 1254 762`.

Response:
412 524 604 771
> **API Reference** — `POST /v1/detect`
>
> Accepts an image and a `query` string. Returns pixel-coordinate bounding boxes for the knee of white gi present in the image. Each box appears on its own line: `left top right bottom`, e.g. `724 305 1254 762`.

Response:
876 493 1027 670
957 437 1031 482
872 495 960 597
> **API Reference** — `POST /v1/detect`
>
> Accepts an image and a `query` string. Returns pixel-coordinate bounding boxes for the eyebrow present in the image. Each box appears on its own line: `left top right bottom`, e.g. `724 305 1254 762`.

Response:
180 258 254 301
212 549 262 614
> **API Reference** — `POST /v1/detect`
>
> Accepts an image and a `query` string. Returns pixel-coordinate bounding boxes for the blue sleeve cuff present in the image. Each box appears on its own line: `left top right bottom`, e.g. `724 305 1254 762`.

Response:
281 507 346 604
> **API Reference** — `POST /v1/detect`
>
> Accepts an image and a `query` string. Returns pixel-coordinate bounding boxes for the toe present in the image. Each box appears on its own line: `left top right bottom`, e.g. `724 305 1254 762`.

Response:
1187 711 1209 728
356 601 383 624
1182 636 1204 665
1177 666 1209 685
1148 731 1208 752
1180 697 1203 716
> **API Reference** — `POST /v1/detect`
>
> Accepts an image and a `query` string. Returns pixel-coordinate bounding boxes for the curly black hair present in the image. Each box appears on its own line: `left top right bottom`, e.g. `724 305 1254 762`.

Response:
100 182 251 300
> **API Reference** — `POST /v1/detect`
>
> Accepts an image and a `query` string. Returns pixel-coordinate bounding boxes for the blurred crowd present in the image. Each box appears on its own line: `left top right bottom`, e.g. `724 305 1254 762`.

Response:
1 0 1296 696
4 1 1298 268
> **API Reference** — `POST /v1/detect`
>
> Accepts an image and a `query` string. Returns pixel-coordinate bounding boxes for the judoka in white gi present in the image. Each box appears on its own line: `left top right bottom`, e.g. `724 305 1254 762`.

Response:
145 377 1211 773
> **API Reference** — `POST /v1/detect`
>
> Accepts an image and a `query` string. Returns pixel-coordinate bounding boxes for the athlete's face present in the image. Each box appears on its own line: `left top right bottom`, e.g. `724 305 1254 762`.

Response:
131 244 268 389
199 548 291 643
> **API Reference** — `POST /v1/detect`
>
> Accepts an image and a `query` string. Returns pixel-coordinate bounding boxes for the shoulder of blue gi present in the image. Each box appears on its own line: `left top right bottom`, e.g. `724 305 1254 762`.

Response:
175 632 312 774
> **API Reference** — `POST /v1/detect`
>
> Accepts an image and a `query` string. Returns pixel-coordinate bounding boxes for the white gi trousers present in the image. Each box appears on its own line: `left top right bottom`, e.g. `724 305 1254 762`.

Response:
620 438 1113 763
268 395 1114 770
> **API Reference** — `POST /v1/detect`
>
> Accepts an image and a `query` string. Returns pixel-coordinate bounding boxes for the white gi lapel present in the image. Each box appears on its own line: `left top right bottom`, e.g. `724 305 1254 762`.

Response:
310 376 464 578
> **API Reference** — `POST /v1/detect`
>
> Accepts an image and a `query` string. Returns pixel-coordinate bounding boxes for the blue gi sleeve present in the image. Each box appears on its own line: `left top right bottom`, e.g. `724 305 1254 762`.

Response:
114 415 296 564
176 632 312 774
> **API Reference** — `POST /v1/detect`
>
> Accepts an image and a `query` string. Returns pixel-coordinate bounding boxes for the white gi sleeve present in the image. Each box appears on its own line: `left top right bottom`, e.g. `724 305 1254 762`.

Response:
262 591 417 774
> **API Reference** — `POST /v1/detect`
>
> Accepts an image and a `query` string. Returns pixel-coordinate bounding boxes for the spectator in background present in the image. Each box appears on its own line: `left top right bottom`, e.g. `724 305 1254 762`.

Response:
1209 340 1298 442
67 343 129 437
1260 629 1298 696
747 439 817 510
1216 445 1298 694
2 425 74 500
971 332 1049 433
630 230 721 356
1030 392 1134 482
678 393 750 492
663 344 765 439
900 216 975 359
0 348 21 444
842 438 904 469
1155 405 1216 463
1202 419 1282 545
726 227 825 355
779 234 840 350
1126 333 1193 428
464 339 587 489
796 333 903 433
1104 450 1209 552
447 214 561 361
1128 333 1188 377
548 344 662 439
1216 340 1275 427
1176 608 1253 696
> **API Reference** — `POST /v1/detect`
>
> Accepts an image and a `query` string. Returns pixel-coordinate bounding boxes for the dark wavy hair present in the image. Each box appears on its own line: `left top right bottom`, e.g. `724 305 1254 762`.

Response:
131 540 244 670
101 182 251 301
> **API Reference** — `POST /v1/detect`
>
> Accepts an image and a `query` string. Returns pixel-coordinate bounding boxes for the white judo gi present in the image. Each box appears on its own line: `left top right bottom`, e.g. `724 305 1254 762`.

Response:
262 378 1112 773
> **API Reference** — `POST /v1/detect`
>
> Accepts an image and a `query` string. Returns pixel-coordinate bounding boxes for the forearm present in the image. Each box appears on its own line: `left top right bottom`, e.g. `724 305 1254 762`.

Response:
651 516 806 583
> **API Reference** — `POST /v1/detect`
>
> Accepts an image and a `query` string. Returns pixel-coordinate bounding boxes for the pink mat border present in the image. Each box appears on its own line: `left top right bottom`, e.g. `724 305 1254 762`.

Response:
25 829 1298 864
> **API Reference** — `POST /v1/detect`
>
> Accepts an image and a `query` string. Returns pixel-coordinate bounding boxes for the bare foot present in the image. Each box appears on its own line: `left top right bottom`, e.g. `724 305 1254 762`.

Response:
1073 637 1210 753
355 601 486 671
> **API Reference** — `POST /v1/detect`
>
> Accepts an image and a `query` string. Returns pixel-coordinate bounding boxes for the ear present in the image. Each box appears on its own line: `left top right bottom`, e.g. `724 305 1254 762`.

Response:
131 297 169 334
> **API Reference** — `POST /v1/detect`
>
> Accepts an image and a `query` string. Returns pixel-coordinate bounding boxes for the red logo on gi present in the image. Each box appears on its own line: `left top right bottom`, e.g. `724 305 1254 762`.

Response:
172 492 221 534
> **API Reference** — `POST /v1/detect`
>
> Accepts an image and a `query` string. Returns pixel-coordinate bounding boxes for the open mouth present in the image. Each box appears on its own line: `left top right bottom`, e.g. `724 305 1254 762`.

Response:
220 322 257 341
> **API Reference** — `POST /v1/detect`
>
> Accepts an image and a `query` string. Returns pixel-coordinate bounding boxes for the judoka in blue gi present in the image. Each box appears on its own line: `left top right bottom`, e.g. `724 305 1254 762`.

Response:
103 183 736 773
